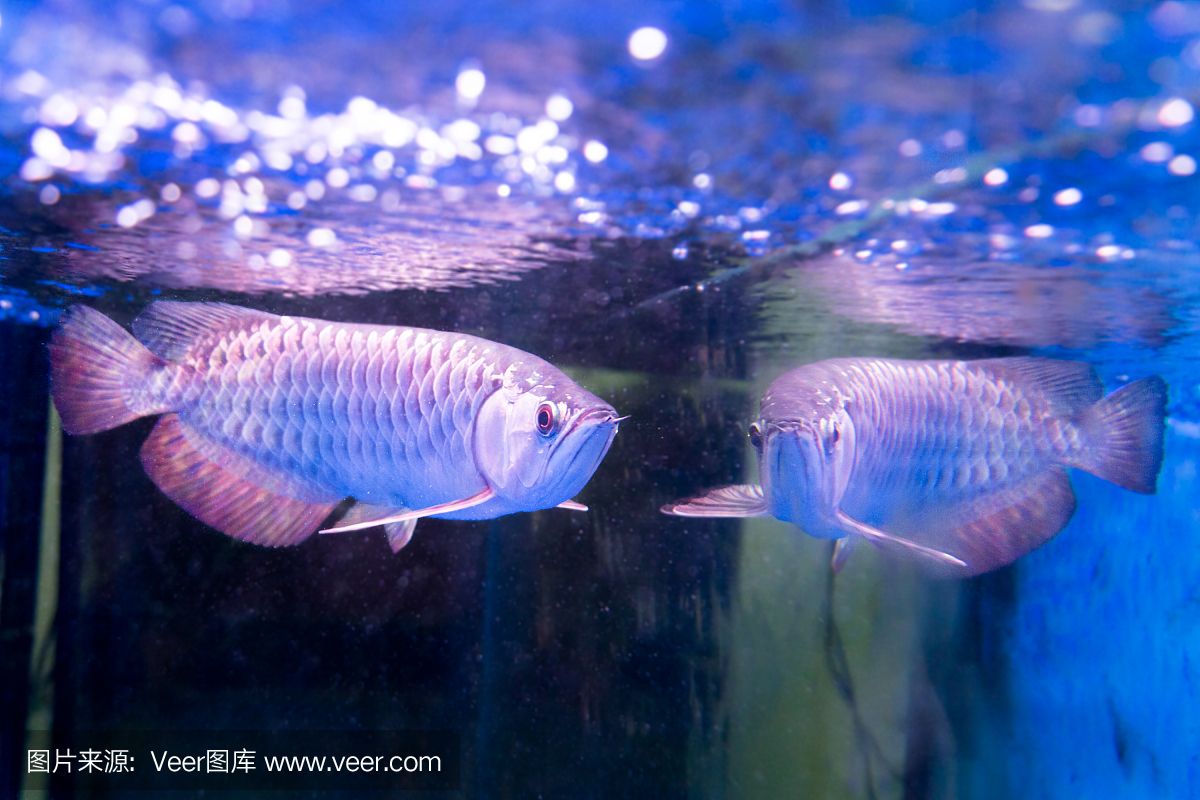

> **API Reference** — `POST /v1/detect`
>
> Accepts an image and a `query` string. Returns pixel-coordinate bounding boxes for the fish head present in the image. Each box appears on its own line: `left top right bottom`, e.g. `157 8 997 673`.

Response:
474 375 621 511
755 402 856 537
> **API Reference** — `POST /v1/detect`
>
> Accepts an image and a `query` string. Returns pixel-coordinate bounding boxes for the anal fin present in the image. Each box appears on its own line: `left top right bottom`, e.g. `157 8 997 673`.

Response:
140 414 338 547
872 468 1077 577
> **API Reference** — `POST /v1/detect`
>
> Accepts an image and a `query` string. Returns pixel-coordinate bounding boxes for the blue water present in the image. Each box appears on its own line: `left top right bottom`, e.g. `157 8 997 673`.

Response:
0 0 1198 797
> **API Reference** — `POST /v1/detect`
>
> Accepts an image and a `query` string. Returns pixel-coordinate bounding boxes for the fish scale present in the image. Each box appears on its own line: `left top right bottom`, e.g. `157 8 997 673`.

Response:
880 365 1035 498
161 311 547 500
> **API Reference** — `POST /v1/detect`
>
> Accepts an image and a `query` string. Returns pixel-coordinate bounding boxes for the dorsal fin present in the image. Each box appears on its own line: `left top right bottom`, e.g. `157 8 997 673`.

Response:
974 357 1103 415
131 301 277 361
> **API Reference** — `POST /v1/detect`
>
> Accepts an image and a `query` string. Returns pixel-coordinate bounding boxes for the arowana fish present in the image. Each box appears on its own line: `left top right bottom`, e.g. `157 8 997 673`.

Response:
662 357 1167 576
50 302 622 551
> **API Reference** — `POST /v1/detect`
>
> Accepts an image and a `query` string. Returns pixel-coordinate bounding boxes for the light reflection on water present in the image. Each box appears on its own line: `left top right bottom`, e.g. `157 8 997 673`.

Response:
777 249 1175 350
4 0 1200 326
6 190 581 295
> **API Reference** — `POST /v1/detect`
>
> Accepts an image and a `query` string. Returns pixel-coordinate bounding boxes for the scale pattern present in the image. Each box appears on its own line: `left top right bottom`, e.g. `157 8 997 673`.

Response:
153 311 548 507
764 357 1095 511
852 360 1074 502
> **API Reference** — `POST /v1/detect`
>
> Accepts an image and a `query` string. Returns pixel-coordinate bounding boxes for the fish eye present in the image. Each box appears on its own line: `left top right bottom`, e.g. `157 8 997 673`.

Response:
748 423 763 450
536 402 557 436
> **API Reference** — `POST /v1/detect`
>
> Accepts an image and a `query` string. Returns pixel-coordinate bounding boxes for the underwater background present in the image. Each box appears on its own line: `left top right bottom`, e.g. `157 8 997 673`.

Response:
1 0 1198 797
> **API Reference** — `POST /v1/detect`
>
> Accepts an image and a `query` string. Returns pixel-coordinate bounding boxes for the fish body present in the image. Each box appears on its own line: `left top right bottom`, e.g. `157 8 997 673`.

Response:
50 302 621 549
664 357 1167 576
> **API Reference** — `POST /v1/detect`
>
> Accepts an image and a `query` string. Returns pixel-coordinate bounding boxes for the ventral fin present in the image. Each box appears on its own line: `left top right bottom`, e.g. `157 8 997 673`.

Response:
132 301 276 361
140 414 337 547
884 468 1077 577
557 500 588 512
333 502 421 553
835 511 967 571
320 487 495 534
661 484 769 518
386 520 418 553
975 357 1103 415
831 537 856 573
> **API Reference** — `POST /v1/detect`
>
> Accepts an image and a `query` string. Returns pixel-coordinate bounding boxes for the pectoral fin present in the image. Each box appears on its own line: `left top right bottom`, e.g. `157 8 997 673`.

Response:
557 500 589 512
319 487 495 534
835 510 967 570
660 484 769 518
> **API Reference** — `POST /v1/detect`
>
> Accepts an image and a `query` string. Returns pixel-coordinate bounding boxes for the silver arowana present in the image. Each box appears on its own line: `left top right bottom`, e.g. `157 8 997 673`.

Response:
50 302 622 551
663 357 1167 576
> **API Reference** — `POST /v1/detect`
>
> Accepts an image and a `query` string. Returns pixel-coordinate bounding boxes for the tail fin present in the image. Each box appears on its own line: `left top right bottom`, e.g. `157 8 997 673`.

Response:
49 306 164 434
1074 376 1167 494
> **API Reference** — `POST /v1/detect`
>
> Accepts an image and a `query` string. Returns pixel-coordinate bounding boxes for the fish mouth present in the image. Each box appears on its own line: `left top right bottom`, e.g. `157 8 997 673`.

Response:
566 408 620 464
564 406 622 438
546 410 619 501
764 429 798 495
762 425 827 524
565 422 617 474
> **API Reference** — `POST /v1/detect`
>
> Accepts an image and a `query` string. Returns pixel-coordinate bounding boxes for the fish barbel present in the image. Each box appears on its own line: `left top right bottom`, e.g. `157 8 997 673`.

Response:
50 302 622 551
663 357 1167 576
